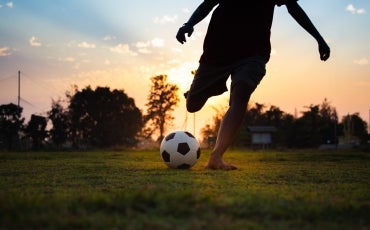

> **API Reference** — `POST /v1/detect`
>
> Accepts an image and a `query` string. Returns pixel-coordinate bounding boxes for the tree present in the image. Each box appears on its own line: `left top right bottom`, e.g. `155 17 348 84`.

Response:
265 105 295 147
143 75 179 142
47 99 69 147
293 105 322 148
244 103 267 125
201 98 342 148
232 102 267 147
319 98 338 144
200 106 226 148
24 114 47 150
341 113 368 144
292 99 338 148
68 86 142 148
0 103 24 150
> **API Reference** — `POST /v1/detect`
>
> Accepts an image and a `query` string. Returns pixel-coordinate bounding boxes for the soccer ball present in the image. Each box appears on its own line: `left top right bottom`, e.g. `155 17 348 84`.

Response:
160 131 201 169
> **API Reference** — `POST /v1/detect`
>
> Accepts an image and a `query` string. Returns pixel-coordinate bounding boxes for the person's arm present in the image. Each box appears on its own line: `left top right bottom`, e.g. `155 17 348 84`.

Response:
176 1 218 44
286 2 330 61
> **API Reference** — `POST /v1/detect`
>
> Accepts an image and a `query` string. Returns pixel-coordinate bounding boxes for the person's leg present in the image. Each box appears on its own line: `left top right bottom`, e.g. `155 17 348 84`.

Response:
186 64 229 113
205 56 266 170
205 83 251 170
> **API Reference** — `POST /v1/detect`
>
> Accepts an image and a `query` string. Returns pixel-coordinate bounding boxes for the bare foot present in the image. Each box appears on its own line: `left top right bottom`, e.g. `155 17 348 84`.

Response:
205 160 237 170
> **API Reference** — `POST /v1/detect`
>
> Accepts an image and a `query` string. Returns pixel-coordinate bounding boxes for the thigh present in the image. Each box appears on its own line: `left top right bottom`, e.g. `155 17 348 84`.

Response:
188 63 231 98
230 56 266 93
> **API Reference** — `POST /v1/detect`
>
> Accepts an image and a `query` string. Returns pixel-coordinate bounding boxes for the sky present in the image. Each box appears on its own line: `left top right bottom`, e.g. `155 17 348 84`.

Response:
0 0 369 137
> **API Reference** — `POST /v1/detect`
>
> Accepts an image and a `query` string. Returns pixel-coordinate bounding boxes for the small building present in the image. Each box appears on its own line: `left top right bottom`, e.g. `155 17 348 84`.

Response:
248 126 277 149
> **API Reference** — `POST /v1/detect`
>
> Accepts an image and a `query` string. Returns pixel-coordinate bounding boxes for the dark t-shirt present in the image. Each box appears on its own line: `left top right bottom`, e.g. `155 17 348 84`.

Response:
199 0 298 64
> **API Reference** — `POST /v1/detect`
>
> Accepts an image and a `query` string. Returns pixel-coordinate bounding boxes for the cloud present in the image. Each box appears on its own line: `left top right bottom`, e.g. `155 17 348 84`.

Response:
154 14 178 24
135 42 151 54
0 46 11 56
110 43 137 56
353 58 369 65
346 4 366 14
6 2 13 8
137 48 151 54
182 8 190 14
78 41 96 49
135 38 165 54
136 38 164 48
151 38 165 47
103 35 116 41
29 36 42 47
63 57 75 62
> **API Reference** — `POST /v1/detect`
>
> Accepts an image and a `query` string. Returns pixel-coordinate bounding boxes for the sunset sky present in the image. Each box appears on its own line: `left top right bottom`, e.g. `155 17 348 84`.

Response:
0 0 369 137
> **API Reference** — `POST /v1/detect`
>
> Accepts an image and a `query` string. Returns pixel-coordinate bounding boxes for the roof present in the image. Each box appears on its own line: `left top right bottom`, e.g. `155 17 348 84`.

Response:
248 126 277 133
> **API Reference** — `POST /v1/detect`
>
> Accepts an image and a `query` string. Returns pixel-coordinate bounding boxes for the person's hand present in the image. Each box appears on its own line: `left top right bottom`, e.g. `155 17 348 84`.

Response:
176 24 194 44
318 40 330 61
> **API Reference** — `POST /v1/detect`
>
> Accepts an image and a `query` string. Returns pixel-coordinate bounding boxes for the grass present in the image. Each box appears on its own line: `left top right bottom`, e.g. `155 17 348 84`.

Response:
0 149 369 229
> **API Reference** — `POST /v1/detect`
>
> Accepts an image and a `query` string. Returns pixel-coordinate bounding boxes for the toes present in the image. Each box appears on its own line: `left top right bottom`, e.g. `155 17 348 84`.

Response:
205 162 238 170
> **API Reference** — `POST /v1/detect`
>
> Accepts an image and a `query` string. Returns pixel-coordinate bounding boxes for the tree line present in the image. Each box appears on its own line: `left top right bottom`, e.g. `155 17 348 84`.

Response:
0 75 177 150
201 99 369 149
0 74 369 151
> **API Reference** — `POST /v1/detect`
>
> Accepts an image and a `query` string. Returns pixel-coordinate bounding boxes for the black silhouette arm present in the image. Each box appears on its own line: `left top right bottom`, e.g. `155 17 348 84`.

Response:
286 1 330 61
176 1 218 44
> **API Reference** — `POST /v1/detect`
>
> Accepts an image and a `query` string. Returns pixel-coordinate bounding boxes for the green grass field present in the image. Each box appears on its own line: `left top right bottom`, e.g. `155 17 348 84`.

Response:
0 149 369 229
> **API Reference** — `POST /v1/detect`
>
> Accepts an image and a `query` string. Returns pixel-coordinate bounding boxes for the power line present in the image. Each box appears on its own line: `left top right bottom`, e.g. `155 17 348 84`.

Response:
21 71 65 97
0 75 15 82
20 97 35 107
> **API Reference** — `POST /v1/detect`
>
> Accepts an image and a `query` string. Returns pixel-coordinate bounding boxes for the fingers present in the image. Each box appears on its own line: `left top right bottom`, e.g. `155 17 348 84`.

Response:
176 32 186 44
319 43 330 61
321 52 330 61
176 25 194 44
188 29 193 37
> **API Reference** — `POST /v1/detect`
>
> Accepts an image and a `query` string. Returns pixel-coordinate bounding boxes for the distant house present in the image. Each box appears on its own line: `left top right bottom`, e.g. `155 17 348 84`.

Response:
248 126 277 149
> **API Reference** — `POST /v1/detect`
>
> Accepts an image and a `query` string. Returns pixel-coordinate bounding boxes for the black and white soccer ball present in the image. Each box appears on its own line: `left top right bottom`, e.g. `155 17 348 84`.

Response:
160 131 201 169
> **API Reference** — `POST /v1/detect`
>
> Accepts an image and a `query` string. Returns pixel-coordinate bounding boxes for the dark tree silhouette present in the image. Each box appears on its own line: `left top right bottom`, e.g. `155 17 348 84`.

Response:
68 86 142 148
293 105 322 148
293 100 338 148
47 99 69 147
201 98 353 149
143 75 179 142
319 98 338 144
0 103 24 150
24 114 47 150
341 113 368 144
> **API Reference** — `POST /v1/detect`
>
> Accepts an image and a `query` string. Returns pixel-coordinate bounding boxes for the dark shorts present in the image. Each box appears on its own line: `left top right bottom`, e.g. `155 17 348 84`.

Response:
187 56 267 101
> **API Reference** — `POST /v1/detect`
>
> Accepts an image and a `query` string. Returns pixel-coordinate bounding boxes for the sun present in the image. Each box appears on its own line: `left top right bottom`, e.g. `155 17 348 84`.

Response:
167 62 198 93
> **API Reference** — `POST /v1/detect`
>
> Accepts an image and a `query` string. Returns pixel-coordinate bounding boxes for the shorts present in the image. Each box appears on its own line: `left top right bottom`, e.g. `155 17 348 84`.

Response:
187 55 267 101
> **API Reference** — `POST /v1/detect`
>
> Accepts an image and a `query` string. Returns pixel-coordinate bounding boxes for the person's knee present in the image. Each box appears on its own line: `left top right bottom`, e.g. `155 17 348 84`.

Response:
185 91 209 113
231 81 254 104
186 93 201 113
186 102 200 113
186 98 202 113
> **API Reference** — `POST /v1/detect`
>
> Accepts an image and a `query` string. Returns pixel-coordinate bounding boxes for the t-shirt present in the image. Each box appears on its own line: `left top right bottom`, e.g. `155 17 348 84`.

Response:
199 0 298 64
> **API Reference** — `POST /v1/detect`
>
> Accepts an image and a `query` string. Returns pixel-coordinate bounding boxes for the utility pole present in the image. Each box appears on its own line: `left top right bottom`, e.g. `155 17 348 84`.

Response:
193 113 196 135
18 70 20 108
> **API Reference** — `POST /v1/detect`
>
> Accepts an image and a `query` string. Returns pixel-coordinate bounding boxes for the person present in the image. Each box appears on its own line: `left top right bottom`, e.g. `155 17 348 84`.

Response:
176 0 330 170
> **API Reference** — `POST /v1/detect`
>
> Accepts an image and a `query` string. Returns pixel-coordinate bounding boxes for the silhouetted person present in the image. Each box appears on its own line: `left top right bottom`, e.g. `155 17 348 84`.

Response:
176 0 330 170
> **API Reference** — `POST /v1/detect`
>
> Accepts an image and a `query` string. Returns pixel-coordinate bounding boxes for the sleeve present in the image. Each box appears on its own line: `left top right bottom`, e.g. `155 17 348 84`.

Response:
276 0 298 7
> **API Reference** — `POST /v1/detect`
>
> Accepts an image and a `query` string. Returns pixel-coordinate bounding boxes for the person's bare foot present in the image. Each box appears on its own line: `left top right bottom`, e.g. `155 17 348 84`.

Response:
205 159 237 170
